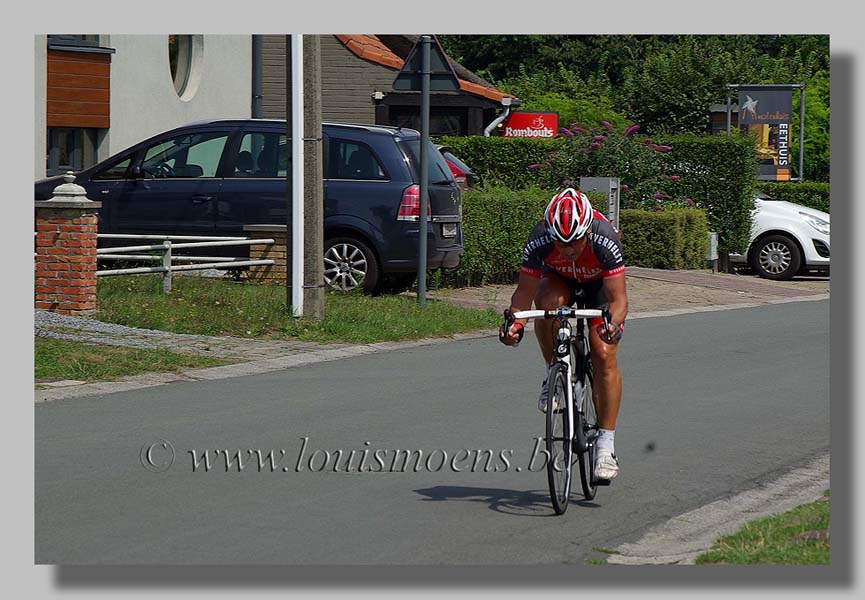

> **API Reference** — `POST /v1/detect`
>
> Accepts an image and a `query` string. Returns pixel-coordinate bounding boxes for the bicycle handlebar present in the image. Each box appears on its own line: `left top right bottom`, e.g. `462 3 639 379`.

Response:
502 307 613 346
512 308 606 320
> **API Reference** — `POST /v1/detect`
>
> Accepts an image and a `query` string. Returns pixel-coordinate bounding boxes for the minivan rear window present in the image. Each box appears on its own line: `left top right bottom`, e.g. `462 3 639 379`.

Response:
402 140 455 185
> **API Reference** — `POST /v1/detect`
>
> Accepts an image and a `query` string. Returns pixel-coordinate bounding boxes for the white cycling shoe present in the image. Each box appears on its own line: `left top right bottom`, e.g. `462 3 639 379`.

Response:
594 448 619 480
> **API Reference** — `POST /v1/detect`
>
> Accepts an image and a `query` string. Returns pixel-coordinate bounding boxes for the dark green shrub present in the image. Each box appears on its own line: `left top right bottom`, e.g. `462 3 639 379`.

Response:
658 133 757 254
442 187 607 287
442 125 756 255
679 209 711 269
437 135 563 190
619 208 709 270
757 181 830 214
443 187 706 287
443 186 551 287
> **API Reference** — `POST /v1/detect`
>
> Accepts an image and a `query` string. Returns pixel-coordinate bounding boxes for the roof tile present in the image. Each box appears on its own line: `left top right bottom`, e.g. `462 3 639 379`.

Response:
336 35 509 102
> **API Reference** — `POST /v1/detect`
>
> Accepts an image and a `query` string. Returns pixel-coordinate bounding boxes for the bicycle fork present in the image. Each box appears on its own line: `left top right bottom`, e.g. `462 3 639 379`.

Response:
555 322 576 456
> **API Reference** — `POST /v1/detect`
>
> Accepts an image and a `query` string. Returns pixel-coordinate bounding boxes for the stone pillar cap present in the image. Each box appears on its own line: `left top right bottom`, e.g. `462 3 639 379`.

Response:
50 172 92 201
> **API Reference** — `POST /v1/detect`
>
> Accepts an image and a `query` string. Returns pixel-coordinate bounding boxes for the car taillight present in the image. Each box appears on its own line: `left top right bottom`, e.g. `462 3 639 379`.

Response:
397 184 431 221
446 160 467 186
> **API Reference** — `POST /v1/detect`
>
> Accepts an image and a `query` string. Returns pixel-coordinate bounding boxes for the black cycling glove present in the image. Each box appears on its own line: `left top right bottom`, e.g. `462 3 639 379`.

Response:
596 322 623 344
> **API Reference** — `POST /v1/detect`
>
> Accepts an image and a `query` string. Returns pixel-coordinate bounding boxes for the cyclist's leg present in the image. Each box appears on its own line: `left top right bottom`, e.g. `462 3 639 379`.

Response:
583 279 622 431
589 326 622 431
533 271 574 365
582 279 622 479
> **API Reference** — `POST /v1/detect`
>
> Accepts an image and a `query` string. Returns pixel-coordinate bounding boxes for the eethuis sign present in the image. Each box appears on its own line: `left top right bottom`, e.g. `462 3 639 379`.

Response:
502 112 558 138
737 85 794 181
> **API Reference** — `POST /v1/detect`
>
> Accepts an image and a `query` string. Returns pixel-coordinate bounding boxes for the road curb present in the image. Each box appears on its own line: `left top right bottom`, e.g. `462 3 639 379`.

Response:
34 328 500 403
605 452 830 565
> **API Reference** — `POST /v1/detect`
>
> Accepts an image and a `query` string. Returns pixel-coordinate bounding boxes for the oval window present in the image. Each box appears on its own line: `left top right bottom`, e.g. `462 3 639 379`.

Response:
168 35 202 100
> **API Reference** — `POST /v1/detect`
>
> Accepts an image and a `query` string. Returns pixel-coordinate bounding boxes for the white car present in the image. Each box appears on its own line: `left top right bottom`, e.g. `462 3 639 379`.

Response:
729 194 830 280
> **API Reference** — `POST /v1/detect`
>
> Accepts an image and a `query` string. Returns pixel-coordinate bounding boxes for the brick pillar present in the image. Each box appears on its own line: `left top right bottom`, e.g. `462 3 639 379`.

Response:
243 224 288 285
34 173 102 316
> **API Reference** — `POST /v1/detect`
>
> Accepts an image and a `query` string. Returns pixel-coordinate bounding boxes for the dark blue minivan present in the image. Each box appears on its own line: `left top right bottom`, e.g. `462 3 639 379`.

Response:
34 119 464 293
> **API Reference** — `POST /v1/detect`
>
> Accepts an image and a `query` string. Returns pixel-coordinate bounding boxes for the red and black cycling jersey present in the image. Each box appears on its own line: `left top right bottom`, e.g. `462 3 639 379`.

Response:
520 210 625 283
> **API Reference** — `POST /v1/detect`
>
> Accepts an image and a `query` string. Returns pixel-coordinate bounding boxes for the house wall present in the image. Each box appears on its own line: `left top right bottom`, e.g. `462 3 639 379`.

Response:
34 35 252 180
261 35 394 125
261 35 287 118
104 35 251 156
35 36 47 179
319 35 394 124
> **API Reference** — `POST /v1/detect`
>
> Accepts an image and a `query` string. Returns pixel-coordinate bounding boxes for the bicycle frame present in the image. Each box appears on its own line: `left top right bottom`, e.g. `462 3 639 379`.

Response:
505 304 612 510
512 306 606 455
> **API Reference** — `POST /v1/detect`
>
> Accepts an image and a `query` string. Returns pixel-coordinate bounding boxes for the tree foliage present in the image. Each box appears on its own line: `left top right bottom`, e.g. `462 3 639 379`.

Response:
439 34 830 182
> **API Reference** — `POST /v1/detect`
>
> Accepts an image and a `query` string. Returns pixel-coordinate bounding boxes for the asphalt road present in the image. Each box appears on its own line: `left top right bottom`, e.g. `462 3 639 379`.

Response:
35 299 830 565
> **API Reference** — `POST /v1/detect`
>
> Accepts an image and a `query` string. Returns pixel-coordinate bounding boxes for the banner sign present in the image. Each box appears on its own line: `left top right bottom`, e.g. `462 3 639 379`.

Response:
501 112 558 138
737 85 794 181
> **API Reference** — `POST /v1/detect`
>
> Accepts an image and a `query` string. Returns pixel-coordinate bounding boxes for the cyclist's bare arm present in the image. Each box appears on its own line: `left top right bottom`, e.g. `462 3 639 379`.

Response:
602 272 628 327
596 272 628 343
509 271 542 326
499 272 541 345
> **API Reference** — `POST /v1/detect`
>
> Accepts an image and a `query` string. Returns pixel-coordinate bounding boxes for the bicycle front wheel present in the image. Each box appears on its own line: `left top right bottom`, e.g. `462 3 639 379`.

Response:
577 366 599 501
546 362 572 514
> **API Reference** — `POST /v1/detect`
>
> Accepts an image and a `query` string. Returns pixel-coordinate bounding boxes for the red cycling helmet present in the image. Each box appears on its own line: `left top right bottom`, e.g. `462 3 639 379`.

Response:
544 188 593 243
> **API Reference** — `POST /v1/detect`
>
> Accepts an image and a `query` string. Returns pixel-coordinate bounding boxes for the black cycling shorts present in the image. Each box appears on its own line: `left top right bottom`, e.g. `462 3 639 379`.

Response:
540 268 609 327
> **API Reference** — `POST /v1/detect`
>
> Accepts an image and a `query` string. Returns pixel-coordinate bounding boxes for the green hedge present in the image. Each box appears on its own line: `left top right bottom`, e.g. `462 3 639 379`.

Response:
437 135 562 190
756 181 830 214
442 187 708 287
443 186 553 287
619 209 709 270
657 134 757 254
440 130 756 254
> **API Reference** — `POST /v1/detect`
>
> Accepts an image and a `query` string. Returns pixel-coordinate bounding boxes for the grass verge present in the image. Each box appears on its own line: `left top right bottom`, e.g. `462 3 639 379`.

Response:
35 337 233 383
96 275 502 343
694 491 830 564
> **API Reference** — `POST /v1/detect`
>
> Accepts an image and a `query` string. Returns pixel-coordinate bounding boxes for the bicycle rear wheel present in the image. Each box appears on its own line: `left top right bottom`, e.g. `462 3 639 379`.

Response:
576 366 599 500
545 362 572 514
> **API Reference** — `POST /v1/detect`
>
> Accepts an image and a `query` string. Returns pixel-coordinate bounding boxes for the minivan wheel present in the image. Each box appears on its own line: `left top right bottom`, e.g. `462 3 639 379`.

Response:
750 234 802 280
324 237 379 293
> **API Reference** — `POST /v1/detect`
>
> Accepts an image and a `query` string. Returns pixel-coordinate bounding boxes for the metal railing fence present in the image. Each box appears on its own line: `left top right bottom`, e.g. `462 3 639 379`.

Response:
96 234 275 293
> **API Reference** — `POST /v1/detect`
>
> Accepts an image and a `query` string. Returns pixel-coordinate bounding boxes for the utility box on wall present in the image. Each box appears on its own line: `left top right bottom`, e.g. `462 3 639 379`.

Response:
579 177 620 230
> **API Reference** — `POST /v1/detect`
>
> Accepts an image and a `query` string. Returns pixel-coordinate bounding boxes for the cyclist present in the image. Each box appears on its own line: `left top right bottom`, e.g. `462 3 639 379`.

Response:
499 188 628 481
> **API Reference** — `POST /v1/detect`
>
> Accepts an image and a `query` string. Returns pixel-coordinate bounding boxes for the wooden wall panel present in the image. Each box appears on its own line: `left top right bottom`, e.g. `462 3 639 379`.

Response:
47 49 111 129
319 35 393 124
261 36 287 118
48 87 110 103
46 115 112 129
47 73 110 89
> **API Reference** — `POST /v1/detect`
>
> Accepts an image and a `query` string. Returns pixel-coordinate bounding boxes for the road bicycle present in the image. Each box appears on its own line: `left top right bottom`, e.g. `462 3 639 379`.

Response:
504 303 612 514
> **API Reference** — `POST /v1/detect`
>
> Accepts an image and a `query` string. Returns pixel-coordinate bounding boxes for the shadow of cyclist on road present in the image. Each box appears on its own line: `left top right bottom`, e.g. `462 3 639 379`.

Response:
414 485 600 517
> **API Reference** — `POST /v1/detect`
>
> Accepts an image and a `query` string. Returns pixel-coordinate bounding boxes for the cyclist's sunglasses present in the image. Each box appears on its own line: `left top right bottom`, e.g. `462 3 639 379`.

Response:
553 236 587 247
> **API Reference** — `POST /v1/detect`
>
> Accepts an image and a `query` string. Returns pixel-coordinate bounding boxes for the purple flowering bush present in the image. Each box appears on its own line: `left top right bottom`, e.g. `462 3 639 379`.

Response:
531 120 699 211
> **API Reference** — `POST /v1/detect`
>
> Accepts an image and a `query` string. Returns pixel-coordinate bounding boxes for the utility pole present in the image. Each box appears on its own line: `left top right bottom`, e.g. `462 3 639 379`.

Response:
303 35 324 319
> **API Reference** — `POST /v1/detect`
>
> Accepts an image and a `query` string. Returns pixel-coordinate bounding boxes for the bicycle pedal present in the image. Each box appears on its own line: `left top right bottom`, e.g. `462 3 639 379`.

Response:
595 478 612 486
